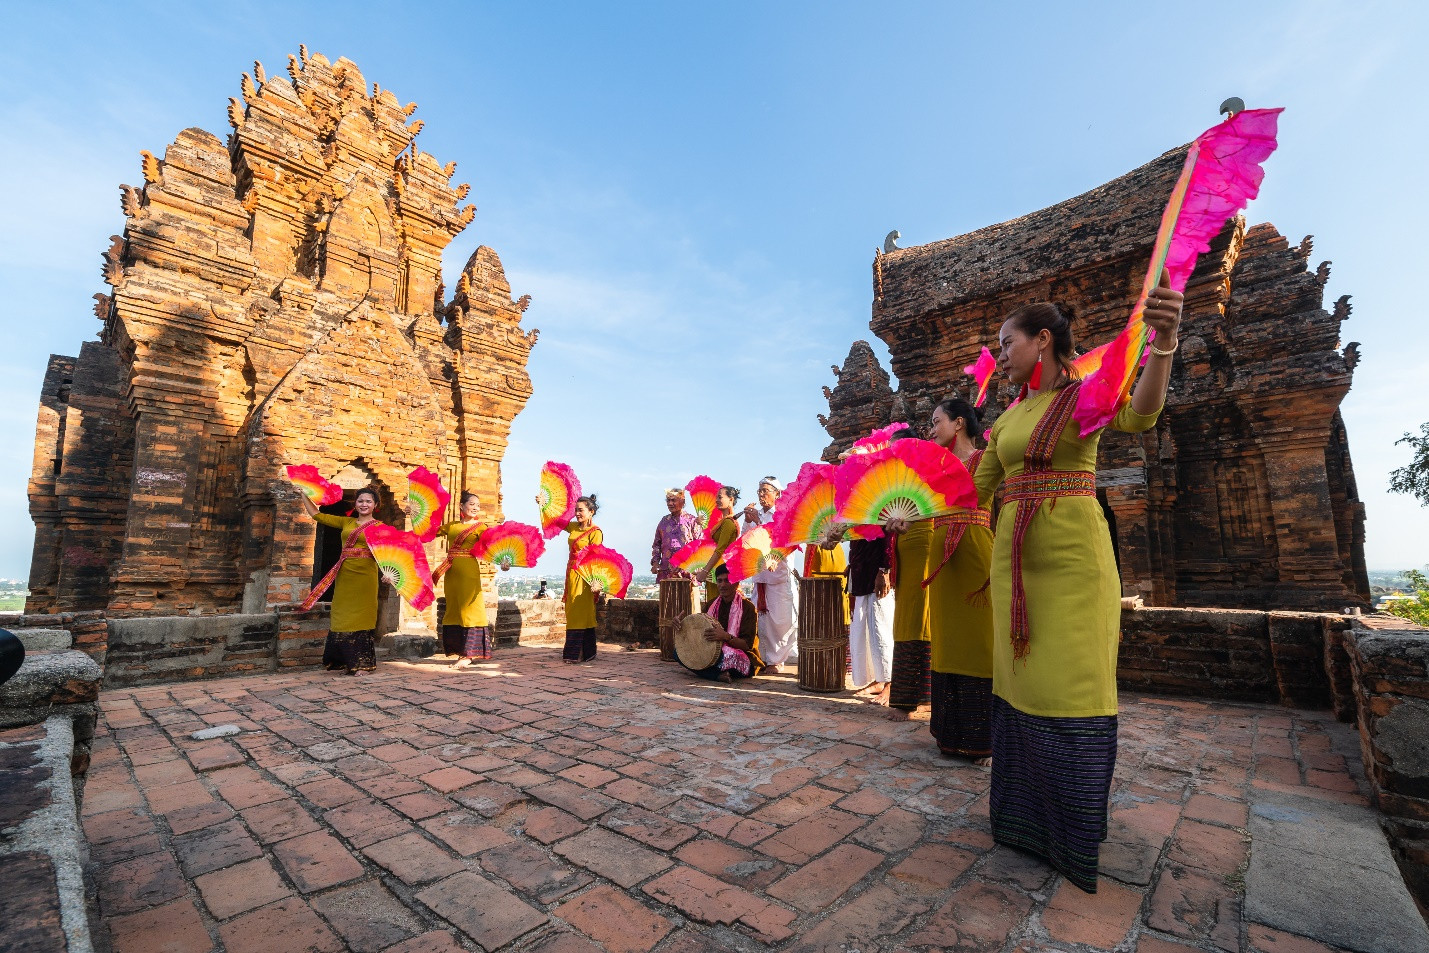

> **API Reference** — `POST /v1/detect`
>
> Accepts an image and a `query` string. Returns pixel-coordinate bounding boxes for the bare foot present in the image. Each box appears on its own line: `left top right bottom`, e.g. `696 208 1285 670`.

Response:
454 658 473 669
886 706 913 721
717 671 733 684
973 756 992 767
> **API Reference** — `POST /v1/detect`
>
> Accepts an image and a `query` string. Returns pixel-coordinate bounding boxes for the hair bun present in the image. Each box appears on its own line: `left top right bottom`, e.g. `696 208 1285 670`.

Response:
1055 302 1077 326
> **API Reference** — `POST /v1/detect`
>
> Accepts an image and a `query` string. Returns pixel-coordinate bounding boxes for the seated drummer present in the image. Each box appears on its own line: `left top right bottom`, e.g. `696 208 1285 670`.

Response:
696 565 766 683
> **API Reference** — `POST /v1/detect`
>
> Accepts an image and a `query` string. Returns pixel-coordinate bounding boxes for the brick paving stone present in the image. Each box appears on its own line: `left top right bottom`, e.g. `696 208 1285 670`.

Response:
193 857 291 920
1167 818 1249 876
145 779 215 816
325 798 413 847
164 800 236 836
309 878 427 953
416 870 547 950
98 850 188 914
888 841 979 895
602 805 700 850
758 807 865 864
487 764 552 788
555 827 674 888
852 805 926 853
524 806 587 844
453 780 527 818
218 897 345 953
1147 863 1238 941
674 837 787 890
1246 923 1355 953
641 865 781 933
382 930 468 953
107 898 215 953
1183 793 1249 828
559 762 621 788
836 786 897 816
171 819 263 877
272 830 367 893
787 883 930 953
84 806 155 844
750 783 842 825
1042 876 1144 949
363 831 465 885
554 885 674 953
356 773 425 799
1137 937 1204 953
769 842 883 911
419 765 483 792
296 775 366 808
241 800 321 843
479 840 593 902
529 778 618 820
908 879 1033 950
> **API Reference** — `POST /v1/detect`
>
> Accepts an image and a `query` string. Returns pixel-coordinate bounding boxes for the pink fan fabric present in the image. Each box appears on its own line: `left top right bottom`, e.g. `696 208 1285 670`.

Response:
1073 108 1282 437
964 347 997 408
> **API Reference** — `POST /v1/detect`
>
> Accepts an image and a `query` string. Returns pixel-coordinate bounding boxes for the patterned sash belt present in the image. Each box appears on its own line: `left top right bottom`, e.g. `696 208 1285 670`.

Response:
300 542 374 611
1005 470 1096 658
922 509 993 589
433 550 476 579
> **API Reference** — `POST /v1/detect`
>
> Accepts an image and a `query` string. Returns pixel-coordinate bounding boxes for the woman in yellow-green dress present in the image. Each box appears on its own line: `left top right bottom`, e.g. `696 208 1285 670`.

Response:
301 486 384 676
974 283 1181 894
435 491 492 667
925 397 994 761
561 495 603 663
695 486 742 607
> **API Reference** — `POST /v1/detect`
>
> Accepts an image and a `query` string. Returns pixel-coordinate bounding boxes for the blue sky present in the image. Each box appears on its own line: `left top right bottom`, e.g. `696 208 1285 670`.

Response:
0 1 1425 585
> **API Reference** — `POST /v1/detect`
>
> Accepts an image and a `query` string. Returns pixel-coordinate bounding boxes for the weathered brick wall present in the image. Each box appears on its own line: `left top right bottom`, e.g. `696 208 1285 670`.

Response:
26 48 536 626
827 146 1368 613
0 611 110 667
1343 619 1429 908
597 597 660 646
493 599 565 648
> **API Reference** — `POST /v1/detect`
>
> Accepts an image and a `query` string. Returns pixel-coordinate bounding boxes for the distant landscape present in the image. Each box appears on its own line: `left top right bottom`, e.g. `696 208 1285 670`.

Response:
0 580 26 611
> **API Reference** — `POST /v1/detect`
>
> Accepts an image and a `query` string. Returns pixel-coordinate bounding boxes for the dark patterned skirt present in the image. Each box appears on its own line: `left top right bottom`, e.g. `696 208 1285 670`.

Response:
562 627 597 663
691 645 754 681
889 640 932 710
323 629 377 673
930 672 993 758
442 625 491 660
989 695 1117 893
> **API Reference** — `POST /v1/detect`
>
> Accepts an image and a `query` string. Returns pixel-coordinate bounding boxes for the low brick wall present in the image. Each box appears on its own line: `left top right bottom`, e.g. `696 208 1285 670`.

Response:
1343 619 1429 908
597 597 659 646
493 599 565 647
0 611 109 666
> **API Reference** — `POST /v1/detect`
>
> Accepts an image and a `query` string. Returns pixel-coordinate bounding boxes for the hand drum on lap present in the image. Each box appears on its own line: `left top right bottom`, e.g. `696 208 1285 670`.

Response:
675 613 723 672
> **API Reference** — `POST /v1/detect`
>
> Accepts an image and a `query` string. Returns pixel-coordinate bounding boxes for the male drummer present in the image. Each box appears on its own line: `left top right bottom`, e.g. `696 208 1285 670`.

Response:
651 488 700 580
742 475 799 674
692 565 763 683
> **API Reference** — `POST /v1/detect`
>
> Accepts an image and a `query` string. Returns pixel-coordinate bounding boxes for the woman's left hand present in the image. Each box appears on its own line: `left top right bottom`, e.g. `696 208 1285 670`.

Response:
1143 270 1184 346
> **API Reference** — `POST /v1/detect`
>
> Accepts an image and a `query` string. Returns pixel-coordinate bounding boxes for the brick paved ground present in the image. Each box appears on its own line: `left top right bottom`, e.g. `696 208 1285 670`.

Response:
82 646 1376 953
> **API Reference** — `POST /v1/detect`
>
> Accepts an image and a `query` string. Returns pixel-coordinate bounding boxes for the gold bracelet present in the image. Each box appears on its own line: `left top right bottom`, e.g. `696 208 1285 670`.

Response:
1148 340 1178 357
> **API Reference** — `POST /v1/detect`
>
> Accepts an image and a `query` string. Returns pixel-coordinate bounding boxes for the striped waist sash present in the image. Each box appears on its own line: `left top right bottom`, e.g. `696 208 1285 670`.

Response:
1006 470 1096 657
300 540 373 611
922 509 993 589
433 550 477 578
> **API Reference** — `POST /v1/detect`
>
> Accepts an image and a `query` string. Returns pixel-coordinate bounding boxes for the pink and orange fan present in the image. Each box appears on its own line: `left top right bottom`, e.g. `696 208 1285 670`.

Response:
473 521 545 571
286 464 343 506
572 544 633 599
834 439 977 529
538 461 582 539
407 466 450 543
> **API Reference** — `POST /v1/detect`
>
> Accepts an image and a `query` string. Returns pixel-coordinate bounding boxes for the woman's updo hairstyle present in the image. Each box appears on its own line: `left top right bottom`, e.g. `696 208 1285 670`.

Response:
354 486 380 505
936 397 981 439
576 494 599 515
719 485 741 505
1007 301 1079 376
460 491 479 507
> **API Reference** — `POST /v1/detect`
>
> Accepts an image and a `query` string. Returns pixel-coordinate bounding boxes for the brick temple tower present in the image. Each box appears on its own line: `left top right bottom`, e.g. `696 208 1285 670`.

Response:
26 48 537 628
822 146 1370 612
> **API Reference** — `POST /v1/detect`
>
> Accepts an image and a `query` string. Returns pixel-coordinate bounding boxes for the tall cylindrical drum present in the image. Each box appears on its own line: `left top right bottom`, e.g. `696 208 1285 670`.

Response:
797 576 847 692
658 578 698 662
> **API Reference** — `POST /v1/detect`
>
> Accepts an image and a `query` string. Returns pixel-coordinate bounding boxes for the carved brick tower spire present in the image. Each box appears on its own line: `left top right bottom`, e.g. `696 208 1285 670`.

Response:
26 49 537 624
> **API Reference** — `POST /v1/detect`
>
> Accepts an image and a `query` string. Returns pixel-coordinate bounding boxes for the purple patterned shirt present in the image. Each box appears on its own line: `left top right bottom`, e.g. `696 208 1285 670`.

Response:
652 511 701 580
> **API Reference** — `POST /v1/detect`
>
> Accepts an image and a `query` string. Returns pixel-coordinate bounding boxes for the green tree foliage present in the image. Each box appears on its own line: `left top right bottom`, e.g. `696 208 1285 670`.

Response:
1384 569 1429 627
1389 422 1429 506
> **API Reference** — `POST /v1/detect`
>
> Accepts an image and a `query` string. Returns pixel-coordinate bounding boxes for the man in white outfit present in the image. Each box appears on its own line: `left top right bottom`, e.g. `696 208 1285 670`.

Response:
847 535 895 700
742 476 799 674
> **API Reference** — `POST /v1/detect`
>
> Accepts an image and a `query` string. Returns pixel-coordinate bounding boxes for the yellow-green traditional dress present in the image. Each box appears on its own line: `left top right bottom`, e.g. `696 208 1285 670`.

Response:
972 382 1160 893
927 448 995 757
703 515 740 606
439 520 490 658
888 519 933 709
314 513 380 672
563 523 603 661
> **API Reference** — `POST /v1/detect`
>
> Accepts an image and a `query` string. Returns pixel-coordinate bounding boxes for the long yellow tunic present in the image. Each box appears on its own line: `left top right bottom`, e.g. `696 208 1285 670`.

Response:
314 513 379 632
803 543 850 624
892 521 933 643
974 389 1160 718
703 515 740 605
928 518 995 678
564 524 604 630
440 520 488 628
